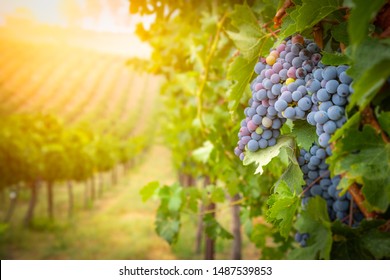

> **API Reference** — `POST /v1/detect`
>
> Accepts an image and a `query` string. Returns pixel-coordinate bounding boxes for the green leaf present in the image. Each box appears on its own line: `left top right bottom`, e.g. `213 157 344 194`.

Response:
185 187 202 212
295 0 341 31
140 181 160 202
249 223 292 260
360 227 390 259
345 0 387 46
155 184 183 244
289 196 332 259
226 3 274 112
349 60 390 110
168 186 183 212
243 136 295 175
192 141 214 163
204 214 233 240
227 4 272 60
331 21 349 45
267 180 300 238
227 55 256 112
290 120 317 151
210 186 226 203
279 0 341 39
347 38 390 109
329 124 390 212
331 220 390 259
330 111 361 142
376 109 390 136
155 217 180 244
276 162 305 193
321 51 351 66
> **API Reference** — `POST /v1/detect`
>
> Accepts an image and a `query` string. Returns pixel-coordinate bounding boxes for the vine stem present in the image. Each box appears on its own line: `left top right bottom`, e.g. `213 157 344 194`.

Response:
361 106 390 143
196 12 228 132
273 0 293 27
348 198 354 226
336 106 388 220
344 107 389 219
193 197 247 216
348 183 377 219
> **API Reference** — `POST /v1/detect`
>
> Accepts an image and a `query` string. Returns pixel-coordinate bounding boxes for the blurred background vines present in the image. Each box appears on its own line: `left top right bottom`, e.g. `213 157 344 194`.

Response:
132 0 390 260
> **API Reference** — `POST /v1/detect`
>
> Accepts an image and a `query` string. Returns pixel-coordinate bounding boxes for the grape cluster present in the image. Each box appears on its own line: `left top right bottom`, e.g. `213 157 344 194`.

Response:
298 145 364 224
234 36 364 247
305 65 352 147
294 144 364 247
235 37 325 160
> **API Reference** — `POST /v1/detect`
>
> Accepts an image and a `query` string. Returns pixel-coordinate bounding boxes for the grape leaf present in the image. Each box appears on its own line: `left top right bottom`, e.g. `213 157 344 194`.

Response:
347 38 390 109
204 213 233 240
345 0 387 46
361 228 390 259
243 136 295 174
279 0 341 39
140 181 160 202
331 220 390 259
288 196 332 259
348 38 390 81
295 0 341 31
154 184 184 244
267 180 300 238
192 140 214 163
227 55 256 112
226 3 274 112
155 217 180 244
227 4 272 60
210 186 226 203
349 60 390 110
168 186 183 212
331 21 349 45
376 109 390 136
330 111 361 142
329 124 390 212
290 120 317 151
249 223 293 260
321 51 351 66
275 162 305 193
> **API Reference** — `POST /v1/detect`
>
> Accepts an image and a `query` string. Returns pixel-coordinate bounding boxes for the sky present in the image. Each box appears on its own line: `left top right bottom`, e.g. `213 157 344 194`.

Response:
0 0 154 57
0 0 153 33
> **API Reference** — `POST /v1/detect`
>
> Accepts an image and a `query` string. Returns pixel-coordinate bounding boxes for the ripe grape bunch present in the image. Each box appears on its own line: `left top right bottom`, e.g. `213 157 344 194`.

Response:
234 35 364 246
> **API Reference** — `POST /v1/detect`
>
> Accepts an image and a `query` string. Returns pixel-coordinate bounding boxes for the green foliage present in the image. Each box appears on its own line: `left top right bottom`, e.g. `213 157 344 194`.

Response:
348 39 390 110
140 181 160 202
155 184 184 244
331 220 390 259
267 181 300 238
321 51 350 66
0 114 147 189
227 55 256 113
279 0 342 39
248 223 293 260
204 214 234 240
376 109 390 136
290 120 317 151
289 197 332 259
192 141 214 164
243 136 295 174
345 0 387 46
131 0 390 260
227 3 275 112
329 124 390 212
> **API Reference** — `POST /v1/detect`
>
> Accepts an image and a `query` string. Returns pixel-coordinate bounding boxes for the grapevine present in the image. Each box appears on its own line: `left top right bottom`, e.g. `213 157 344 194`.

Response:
132 0 390 259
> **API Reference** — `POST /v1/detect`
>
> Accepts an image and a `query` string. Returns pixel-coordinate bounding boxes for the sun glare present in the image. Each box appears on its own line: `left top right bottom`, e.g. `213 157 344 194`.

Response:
0 0 152 58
